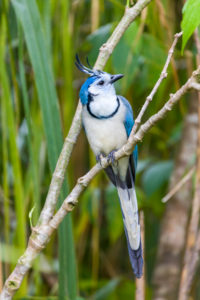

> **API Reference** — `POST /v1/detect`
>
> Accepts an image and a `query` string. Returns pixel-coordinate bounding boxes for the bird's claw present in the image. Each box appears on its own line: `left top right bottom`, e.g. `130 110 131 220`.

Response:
107 150 117 166
96 153 106 167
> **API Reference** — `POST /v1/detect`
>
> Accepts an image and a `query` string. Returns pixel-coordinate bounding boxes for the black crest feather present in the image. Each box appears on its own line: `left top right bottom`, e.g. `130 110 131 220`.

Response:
75 54 104 77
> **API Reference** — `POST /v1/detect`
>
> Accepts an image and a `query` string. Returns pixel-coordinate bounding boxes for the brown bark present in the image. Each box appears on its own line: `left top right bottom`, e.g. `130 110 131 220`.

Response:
136 212 145 300
152 92 198 300
178 31 200 299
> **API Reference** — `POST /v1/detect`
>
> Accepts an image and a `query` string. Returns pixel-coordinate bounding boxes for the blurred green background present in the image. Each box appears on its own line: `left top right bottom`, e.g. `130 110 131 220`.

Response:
0 0 199 299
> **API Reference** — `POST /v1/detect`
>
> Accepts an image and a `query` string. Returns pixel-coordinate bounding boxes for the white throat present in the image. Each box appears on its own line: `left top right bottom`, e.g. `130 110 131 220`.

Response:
88 93 119 118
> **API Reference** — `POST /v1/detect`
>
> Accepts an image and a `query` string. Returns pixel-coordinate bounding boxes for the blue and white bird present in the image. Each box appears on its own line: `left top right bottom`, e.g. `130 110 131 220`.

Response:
76 55 143 278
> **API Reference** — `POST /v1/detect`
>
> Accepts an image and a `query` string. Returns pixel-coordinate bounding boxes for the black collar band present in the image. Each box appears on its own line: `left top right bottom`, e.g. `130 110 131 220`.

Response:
87 96 120 119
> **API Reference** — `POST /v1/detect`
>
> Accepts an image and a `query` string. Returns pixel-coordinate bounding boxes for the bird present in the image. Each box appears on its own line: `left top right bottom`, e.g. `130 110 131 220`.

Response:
75 55 143 278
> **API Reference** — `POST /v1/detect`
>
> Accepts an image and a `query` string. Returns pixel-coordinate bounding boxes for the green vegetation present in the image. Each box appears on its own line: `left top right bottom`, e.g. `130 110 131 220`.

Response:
0 0 199 299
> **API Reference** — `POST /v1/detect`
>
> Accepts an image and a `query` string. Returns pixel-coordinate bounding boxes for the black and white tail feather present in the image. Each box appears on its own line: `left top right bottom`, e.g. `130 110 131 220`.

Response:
105 161 143 278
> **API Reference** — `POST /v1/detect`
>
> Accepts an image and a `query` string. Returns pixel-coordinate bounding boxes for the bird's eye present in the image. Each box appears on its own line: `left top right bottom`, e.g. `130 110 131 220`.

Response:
98 80 104 85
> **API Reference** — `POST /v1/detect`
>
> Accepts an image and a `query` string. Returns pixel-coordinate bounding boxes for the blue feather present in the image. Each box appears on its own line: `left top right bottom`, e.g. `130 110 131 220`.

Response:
118 96 138 170
79 76 97 105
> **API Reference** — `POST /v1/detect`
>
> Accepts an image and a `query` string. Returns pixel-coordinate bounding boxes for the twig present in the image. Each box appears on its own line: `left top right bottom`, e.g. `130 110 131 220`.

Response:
178 29 200 300
135 211 145 300
131 31 183 136
189 82 200 90
94 0 152 70
162 166 195 203
0 1 153 299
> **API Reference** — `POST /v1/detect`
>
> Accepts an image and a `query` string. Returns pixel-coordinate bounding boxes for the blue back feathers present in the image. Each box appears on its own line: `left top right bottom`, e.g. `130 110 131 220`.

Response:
79 76 97 105
119 96 138 169
120 96 134 136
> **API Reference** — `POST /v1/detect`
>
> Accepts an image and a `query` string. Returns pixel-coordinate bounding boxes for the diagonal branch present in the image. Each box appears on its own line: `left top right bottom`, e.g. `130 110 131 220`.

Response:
162 166 195 203
131 31 183 136
94 0 152 70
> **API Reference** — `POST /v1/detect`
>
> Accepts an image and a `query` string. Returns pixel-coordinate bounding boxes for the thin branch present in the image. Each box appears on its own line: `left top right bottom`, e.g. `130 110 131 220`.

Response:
131 31 182 136
94 0 153 70
162 166 195 203
190 82 200 90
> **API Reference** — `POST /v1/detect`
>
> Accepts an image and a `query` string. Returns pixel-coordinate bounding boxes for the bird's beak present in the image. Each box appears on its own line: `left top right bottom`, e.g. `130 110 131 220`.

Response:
110 74 124 83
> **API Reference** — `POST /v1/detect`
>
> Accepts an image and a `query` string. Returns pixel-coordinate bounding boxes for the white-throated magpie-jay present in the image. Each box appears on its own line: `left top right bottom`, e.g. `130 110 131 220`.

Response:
76 55 143 278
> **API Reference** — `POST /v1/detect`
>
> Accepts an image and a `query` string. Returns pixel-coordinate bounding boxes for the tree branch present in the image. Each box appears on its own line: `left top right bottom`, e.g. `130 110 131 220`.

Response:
94 0 152 70
131 31 183 136
162 166 195 203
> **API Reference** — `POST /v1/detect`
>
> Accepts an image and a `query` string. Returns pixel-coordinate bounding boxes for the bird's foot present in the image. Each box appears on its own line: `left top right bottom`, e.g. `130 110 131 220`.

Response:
107 150 118 166
96 153 106 167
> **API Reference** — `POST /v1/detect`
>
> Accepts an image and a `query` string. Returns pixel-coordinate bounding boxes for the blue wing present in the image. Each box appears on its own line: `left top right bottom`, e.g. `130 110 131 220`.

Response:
105 96 138 187
119 95 138 176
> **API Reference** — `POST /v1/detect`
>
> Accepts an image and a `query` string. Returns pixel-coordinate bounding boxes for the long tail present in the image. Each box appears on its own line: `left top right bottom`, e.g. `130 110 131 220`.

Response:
116 177 143 278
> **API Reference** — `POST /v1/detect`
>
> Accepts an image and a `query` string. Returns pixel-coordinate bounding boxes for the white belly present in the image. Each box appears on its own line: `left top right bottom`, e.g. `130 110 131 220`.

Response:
83 111 127 156
82 106 129 180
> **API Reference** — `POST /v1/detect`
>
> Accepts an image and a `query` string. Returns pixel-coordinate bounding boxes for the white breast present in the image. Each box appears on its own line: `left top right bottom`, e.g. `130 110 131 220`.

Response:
89 94 118 118
82 100 127 156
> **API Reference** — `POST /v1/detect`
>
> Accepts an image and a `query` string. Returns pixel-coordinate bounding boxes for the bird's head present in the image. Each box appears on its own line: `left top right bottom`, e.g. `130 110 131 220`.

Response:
76 55 123 105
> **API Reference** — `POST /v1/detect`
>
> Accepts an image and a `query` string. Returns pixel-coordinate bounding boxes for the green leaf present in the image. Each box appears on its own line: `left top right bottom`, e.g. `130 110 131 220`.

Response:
142 161 174 196
181 0 200 52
